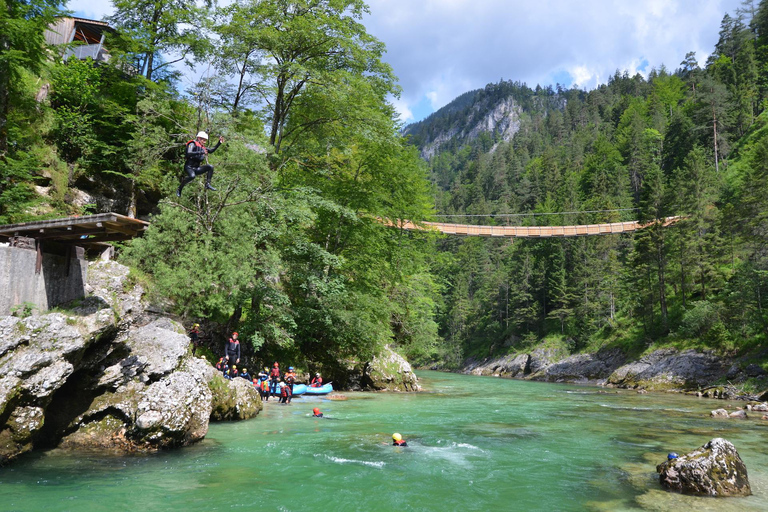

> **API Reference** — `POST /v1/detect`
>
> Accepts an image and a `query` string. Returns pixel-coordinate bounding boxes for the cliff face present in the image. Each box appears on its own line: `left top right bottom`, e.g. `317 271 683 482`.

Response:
407 93 524 160
0 261 261 465
462 347 764 396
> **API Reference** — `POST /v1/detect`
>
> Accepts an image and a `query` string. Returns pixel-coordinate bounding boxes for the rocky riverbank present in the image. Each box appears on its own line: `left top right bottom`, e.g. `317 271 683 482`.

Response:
0 261 261 465
462 346 768 398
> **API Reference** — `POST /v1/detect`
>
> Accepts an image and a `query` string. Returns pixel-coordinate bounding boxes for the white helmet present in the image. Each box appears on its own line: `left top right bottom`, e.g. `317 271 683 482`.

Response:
196 131 208 140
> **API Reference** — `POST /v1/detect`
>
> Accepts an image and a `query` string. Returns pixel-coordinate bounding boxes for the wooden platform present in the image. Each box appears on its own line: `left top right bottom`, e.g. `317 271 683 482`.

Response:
0 213 149 245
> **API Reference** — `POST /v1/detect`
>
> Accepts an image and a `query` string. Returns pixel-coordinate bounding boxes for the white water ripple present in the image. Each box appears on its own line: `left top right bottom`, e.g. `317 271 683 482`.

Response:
317 454 386 469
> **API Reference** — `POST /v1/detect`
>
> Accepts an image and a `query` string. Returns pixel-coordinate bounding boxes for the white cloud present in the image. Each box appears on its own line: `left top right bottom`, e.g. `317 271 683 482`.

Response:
364 0 743 120
67 0 744 122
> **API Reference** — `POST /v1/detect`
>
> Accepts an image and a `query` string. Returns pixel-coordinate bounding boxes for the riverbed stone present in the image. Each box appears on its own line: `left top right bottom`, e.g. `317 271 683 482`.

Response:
729 410 748 419
656 438 751 497
711 408 729 418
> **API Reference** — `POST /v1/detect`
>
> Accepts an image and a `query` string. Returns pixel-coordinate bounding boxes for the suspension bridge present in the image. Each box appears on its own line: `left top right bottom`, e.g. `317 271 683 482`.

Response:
383 216 681 238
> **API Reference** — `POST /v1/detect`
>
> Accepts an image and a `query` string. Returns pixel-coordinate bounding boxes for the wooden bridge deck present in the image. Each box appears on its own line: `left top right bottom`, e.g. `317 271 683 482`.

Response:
387 217 681 238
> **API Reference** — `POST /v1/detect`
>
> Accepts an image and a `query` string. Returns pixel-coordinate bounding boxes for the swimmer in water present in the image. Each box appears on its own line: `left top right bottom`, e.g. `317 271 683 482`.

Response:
312 408 323 417
392 433 407 446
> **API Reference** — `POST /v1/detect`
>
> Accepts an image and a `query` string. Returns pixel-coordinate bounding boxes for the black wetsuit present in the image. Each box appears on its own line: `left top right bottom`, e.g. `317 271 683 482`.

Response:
177 138 221 195
224 338 240 364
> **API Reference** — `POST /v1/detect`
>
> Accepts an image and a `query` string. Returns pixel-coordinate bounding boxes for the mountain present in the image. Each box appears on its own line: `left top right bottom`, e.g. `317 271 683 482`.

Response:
403 80 565 160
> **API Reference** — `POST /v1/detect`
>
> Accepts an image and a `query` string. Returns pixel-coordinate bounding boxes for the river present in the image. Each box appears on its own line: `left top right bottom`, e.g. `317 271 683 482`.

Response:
1 371 767 511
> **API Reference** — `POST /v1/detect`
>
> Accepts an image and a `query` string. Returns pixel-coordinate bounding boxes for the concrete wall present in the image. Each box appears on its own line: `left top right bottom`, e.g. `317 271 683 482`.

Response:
0 245 87 316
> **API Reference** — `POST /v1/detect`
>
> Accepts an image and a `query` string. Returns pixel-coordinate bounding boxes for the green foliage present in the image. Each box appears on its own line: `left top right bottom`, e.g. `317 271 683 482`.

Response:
11 302 37 318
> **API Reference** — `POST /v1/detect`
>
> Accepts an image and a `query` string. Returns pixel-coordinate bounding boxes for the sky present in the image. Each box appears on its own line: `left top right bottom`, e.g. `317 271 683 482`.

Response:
69 0 746 123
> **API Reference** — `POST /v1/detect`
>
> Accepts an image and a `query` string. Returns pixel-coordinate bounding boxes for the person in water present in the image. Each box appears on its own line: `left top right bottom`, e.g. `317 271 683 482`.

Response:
189 323 200 355
279 380 292 404
312 408 323 418
392 433 407 446
177 131 224 196
269 362 281 397
257 367 269 399
261 378 270 401
239 367 251 380
310 372 323 387
224 332 241 365
284 366 296 394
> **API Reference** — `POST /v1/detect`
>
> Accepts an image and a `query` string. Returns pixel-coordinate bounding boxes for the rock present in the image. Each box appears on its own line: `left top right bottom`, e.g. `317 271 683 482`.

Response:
729 410 748 419
209 374 262 421
710 408 729 418
0 261 261 464
751 402 768 412
637 389 648 394
530 348 626 383
762 415 768 420
363 345 421 391
607 349 730 391
528 348 562 375
656 438 751 497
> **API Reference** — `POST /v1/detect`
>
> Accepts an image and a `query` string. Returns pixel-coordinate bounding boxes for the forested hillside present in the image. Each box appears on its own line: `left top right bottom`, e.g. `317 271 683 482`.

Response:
5 0 768 376
412 2 768 369
0 0 439 374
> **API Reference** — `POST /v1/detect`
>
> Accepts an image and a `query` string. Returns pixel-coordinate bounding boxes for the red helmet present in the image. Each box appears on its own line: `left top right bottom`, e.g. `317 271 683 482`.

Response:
273 362 279 367
232 332 238 336
313 408 320 414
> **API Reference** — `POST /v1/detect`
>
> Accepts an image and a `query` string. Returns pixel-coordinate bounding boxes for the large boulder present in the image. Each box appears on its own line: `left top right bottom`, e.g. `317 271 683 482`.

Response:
0 261 261 464
607 349 730 390
530 348 626 383
0 303 118 463
656 438 751 497
209 373 262 421
463 353 530 377
362 345 421 391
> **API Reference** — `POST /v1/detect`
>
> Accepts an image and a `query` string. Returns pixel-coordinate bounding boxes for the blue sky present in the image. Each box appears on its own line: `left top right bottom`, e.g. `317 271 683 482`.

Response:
70 0 745 123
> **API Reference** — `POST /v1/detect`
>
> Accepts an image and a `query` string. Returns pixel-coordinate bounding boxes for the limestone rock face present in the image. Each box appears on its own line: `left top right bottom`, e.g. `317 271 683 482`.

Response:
0 261 261 465
656 438 751 497
362 345 421 391
607 349 730 390
209 373 263 421
0 304 118 463
463 353 530 377
530 348 626 383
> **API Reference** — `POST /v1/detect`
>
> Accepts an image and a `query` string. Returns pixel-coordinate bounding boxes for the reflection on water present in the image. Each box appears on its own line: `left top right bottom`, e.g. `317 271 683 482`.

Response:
1 371 767 511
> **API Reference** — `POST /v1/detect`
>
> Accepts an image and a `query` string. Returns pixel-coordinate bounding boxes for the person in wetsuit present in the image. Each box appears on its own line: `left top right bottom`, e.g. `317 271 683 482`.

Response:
284 366 296 394
392 433 407 446
279 380 292 404
312 408 323 417
224 332 241 365
176 131 224 196
257 367 269 399
269 362 281 397
310 373 323 387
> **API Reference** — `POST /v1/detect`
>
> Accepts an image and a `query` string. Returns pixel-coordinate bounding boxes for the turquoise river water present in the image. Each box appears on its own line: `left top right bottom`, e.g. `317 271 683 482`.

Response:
2 371 768 511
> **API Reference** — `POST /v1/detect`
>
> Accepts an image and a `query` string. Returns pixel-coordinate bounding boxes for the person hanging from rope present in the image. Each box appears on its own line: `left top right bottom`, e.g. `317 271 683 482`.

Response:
176 131 224 197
